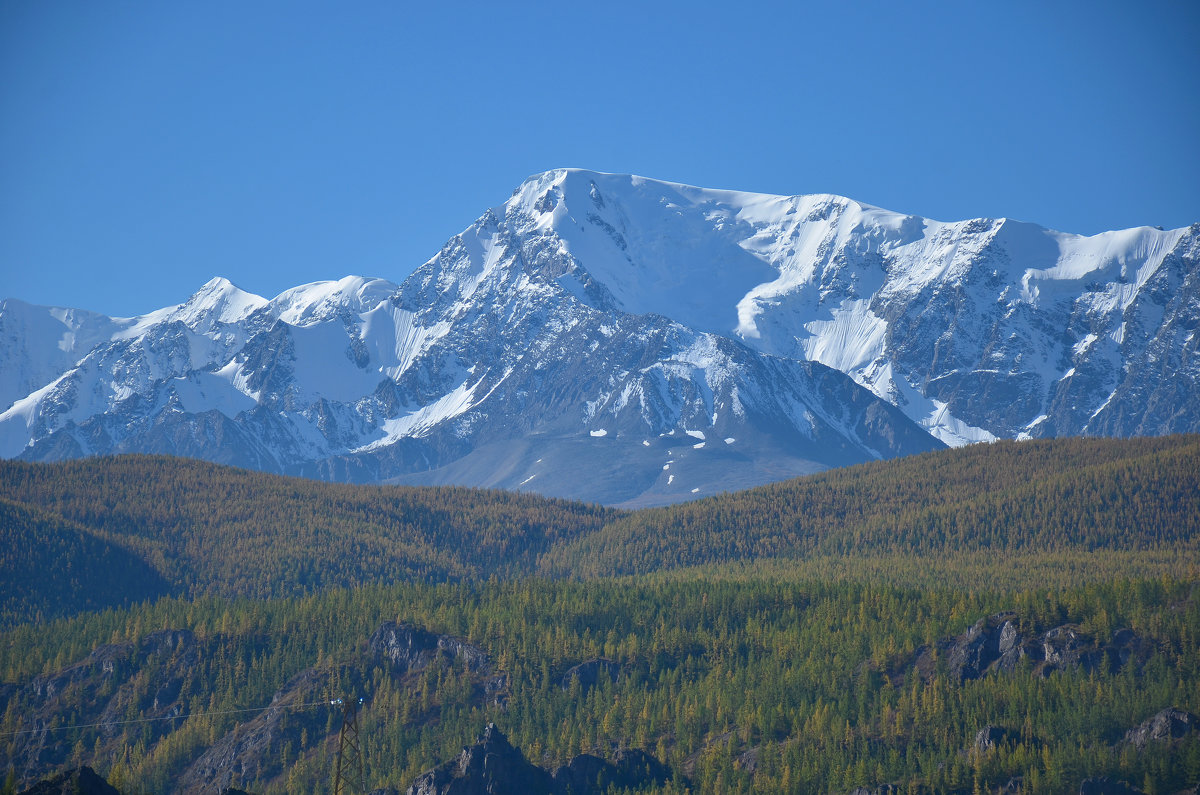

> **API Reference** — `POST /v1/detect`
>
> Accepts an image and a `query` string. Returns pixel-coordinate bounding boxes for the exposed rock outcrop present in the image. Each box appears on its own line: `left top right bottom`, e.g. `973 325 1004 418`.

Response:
369 622 491 674
907 612 1148 682
403 724 676 795
1122 707 1199 749
369 622 506 704
406 723 553 795
973 725 1019 752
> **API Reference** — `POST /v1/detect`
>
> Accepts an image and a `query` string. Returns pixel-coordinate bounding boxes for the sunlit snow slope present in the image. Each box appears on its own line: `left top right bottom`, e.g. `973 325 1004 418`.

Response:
1 169 1196 505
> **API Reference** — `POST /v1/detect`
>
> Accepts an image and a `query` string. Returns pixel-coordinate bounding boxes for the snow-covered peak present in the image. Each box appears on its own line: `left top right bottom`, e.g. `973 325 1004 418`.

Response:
268 275 399 326
173 277 269 326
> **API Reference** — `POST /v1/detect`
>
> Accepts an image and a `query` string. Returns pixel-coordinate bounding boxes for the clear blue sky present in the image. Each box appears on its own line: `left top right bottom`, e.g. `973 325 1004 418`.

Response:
2 0 1198 317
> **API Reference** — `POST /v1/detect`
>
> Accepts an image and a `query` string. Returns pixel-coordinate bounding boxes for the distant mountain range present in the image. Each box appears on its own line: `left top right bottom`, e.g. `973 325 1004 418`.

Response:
2 170 1196 505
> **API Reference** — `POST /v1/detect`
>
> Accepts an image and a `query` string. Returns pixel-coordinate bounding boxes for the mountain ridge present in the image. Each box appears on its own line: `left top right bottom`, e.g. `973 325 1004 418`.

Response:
2 169 1196 504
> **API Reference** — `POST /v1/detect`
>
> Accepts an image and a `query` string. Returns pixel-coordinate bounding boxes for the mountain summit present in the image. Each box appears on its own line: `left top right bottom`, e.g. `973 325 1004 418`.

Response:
2 170 1196 505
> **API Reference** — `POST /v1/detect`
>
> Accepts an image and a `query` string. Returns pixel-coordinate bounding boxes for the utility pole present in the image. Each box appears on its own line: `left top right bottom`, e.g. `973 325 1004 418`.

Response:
331 697 365 795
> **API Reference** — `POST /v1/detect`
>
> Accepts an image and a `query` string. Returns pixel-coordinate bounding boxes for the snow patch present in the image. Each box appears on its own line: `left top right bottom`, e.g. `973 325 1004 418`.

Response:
357 378 481 449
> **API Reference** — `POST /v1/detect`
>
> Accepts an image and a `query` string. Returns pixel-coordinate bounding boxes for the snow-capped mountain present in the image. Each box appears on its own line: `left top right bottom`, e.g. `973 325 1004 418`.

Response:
2 170 1196 505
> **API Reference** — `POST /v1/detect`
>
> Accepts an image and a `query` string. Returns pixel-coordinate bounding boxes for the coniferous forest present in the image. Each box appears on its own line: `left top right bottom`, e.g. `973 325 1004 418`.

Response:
1 436 1198 793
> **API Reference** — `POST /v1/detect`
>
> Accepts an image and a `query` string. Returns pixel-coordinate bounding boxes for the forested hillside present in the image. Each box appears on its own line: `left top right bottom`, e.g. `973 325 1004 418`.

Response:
0 455 613 609
1 438 1198 793
1 436 1196 621
2 578 1197 793
542 435 1200 577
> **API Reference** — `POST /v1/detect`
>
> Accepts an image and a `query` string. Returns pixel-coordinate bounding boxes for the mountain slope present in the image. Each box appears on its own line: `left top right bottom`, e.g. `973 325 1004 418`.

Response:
0 497 171 625
2 436 1196 627
1 170 1196 503
510 171 1196 445
538 434 1200 578
0 455 612 607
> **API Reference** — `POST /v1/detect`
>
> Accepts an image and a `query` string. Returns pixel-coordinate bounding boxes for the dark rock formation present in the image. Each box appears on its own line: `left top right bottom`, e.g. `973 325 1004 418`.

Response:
551 748 671 793
908 612 1148 682
1122 707 1199 749
404 724 675 795
16 766 120 795
559 659 621 693
406 723 553 795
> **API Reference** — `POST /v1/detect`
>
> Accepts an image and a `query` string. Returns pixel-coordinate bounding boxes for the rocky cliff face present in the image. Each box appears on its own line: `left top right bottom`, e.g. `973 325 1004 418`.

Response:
2 170 1195 505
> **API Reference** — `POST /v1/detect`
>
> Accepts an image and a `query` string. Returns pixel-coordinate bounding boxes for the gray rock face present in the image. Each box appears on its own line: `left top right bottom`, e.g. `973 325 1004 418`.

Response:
973 725 1018 752
177 623 506 794
1122 707 1199 749
909 612 1147 682
368 622 491 675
